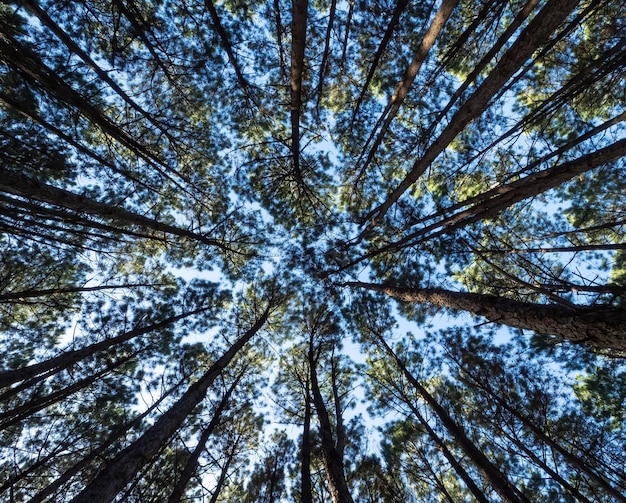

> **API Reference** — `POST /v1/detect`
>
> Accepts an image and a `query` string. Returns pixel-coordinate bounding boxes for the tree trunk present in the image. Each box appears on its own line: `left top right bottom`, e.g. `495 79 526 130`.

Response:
356 0 459 181
350 0 409 123
308 341 354 503
290 0 308 183
375 335 527 503
0 168 234 252
347 282 626 352
28 377 185 503
167 373 242 503
70 305 270 503
364 0 581 231
0 307 209 389
301 377 313 503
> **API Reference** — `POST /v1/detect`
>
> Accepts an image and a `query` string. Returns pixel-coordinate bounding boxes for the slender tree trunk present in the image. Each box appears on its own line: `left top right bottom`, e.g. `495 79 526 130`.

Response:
28 377 186 503
0 282 167 302
290 0 309 183
308 341 354 503
500 429 593 503
301 377 313 503
204 0 249 91
375 335 527 503
315 0 337 112
167 373 242 503
0 307 209 389
363 0 581 231
399 392 490 503
453 360 626 501
207 440 238 503
350 0 409 123
0 354 137 430
356 0 459 181
347 281 626 352
432 0 540 127
70 305 270 503
0 168 236 252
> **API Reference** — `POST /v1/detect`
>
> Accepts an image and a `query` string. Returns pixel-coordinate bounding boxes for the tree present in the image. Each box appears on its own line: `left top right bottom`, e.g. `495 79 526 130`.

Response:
1 0 625 501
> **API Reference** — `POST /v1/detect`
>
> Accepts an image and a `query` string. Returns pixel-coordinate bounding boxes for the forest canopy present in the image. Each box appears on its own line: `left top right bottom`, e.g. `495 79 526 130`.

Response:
1 0 625 501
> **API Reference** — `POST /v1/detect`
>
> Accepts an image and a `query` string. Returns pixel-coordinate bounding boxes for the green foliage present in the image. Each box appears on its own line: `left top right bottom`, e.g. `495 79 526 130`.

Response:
0 0 625 501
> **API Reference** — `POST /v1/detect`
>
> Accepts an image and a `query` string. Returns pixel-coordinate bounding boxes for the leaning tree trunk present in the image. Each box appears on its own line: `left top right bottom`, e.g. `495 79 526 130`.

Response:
70 305 271 503
347 282 626 352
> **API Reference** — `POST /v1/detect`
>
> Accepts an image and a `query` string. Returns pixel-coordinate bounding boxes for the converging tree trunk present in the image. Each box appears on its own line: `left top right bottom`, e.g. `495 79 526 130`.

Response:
348 282 626 352
70 305 271 503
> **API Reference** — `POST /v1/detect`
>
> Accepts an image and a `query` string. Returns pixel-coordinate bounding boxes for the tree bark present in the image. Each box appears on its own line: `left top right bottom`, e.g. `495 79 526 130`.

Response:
301 377 313 503
347 282 626 352
167 373 242 503
308 340 354 503
0 168 237 253
350 0 410 123
70 305 270 503
355 0 459 182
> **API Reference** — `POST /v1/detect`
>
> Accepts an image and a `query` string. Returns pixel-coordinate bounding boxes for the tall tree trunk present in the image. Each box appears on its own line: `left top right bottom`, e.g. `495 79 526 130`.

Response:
0 282 167 302
301 377 313 503
398 391 490 503
28 377 186 503
355 0 459 182
70 305 271 503
347 281 626 352
204 0 249 91
350 0 410 123
0 353 137 430
452 358 626 501
375 335 527 503
290 0 309 183
0 168 236 253
308 340 354 503
315 0 337 113
0 307 209 389
363 0 581 232
167 373 242 503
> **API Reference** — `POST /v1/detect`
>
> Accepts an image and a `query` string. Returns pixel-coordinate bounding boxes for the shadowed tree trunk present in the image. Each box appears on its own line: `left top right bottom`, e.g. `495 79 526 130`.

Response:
347 282 626 352
70 304 271 503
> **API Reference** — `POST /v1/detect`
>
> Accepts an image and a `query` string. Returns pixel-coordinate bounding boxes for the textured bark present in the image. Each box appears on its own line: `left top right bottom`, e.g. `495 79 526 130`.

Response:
70 305 270 503
348 282 626 352
290 0 309 182
364 0 581 231
376 336 527 503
